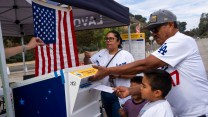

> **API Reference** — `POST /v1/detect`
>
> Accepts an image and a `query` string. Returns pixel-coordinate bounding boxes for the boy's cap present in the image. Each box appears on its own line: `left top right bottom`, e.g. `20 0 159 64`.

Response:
146 9 177 30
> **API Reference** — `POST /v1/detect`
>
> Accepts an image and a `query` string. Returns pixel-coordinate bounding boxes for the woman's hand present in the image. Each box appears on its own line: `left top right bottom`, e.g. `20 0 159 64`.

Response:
26 37 44 50
84 51 91 58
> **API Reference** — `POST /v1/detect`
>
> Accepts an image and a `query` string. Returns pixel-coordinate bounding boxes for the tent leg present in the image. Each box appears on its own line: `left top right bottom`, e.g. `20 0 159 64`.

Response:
0 21 15 117
128 25 132 53
21 36 27 75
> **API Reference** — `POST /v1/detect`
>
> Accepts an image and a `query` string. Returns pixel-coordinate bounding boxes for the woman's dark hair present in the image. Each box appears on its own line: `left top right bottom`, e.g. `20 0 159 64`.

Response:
106 30 122 48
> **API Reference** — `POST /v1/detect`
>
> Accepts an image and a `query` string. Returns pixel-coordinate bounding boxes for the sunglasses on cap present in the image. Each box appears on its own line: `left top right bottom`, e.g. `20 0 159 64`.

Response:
150 23 168 33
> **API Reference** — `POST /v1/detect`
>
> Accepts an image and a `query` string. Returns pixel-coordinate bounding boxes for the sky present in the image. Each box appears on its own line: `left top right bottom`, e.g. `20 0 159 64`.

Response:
115 0 208 31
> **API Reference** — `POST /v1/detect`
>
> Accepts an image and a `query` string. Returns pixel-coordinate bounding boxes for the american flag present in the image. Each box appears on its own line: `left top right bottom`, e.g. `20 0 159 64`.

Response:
32 1 79 76
135 23 140 33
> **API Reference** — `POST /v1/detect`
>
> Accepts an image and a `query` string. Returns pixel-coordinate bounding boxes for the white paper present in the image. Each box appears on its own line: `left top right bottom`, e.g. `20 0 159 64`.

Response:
93 85 114 93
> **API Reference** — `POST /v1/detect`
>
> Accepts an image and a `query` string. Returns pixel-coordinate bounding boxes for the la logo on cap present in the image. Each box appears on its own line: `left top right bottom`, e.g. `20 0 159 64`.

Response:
150 15 157 23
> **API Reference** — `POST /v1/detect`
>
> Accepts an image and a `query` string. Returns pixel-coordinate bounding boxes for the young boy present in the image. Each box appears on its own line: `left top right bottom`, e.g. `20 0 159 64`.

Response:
119 76 148 117
138 69 173 117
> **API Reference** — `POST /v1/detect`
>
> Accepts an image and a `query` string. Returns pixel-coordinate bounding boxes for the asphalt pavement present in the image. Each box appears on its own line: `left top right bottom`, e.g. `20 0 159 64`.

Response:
196 39 208 73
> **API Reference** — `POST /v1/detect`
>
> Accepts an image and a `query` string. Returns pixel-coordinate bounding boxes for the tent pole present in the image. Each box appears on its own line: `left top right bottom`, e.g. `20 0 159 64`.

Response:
21 36 27 75
128 25 132 53
0 21 15 117
20 24 27 76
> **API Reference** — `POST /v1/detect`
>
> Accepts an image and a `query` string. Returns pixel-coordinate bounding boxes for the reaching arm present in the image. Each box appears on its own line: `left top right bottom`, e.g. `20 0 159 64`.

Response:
93 55 167 80
108 55 165 75
109 74 136 79
5 37 44 58
5 46 23 59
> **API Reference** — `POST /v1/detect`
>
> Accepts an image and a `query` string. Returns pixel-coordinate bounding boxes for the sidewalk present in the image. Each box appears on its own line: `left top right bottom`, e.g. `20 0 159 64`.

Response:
7 61 35 67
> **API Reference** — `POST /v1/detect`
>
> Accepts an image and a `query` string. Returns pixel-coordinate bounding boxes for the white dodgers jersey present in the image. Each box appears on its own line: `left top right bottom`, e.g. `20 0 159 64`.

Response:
152 32 208 117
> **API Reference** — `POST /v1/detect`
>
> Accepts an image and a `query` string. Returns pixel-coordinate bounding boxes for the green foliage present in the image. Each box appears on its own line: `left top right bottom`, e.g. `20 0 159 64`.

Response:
75 27 129 53
198 13 208 37
185 28 200 37
3 36 33 48
6 50 35 63
186 13 208 38
134 15 147 23
76 29 100 53
178 22 187 33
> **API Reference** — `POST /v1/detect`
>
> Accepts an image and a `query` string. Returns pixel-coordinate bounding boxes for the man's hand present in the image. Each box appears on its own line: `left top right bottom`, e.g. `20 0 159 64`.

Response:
113 86 130 98
92 65 110 80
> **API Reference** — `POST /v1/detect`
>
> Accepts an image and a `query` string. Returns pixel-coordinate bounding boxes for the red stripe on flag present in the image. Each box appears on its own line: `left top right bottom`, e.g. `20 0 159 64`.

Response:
63 11 72 67
46 44 51 73
58 11 65 69
69 11 79 66
35 47 39 76
41 46 45 75
53 43 57 71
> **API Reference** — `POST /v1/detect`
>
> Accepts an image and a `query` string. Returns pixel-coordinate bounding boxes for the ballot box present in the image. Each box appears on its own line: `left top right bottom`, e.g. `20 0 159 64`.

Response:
11 65 101 117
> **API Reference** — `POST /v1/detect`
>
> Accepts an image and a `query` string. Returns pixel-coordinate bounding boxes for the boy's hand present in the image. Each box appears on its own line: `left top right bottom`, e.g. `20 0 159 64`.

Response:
113 86 130 98
118 108 127 117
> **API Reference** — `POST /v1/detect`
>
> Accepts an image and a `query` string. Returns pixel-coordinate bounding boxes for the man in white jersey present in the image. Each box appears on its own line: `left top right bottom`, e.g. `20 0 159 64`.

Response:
92 9 208 117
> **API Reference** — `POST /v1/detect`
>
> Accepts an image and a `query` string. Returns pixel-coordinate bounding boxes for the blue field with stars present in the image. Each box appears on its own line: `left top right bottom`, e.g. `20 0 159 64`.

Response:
12 76 67 117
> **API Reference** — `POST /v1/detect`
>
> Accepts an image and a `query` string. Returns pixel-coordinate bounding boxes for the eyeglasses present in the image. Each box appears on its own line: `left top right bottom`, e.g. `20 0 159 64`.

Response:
104 37 115 42
150 23 167 33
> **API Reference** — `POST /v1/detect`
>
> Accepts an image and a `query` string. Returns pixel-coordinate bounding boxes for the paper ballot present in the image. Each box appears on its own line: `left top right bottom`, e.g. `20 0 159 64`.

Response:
70 68 97 78
93 85 114 93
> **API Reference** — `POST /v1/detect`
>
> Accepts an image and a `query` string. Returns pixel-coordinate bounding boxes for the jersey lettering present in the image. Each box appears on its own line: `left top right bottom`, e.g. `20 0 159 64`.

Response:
170 70 180 86
158 43 168 55
116 62 127 66
161 66 168 71
95 60 100 66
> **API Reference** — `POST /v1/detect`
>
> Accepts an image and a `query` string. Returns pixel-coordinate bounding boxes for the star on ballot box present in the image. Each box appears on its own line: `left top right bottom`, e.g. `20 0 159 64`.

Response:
11 65 102 117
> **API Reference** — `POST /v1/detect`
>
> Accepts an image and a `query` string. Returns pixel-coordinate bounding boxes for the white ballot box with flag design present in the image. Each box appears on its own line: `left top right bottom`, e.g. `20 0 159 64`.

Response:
11 65 102 117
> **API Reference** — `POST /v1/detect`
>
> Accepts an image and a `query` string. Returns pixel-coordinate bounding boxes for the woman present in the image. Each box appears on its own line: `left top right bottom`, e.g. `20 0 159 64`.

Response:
84 30 134 117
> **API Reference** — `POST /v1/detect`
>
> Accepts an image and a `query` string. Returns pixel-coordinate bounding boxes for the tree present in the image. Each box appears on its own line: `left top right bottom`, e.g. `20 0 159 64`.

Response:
134 15 147 23
178 21 187 33
75 27 126 53
75 30 98 53
198 13 208 37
